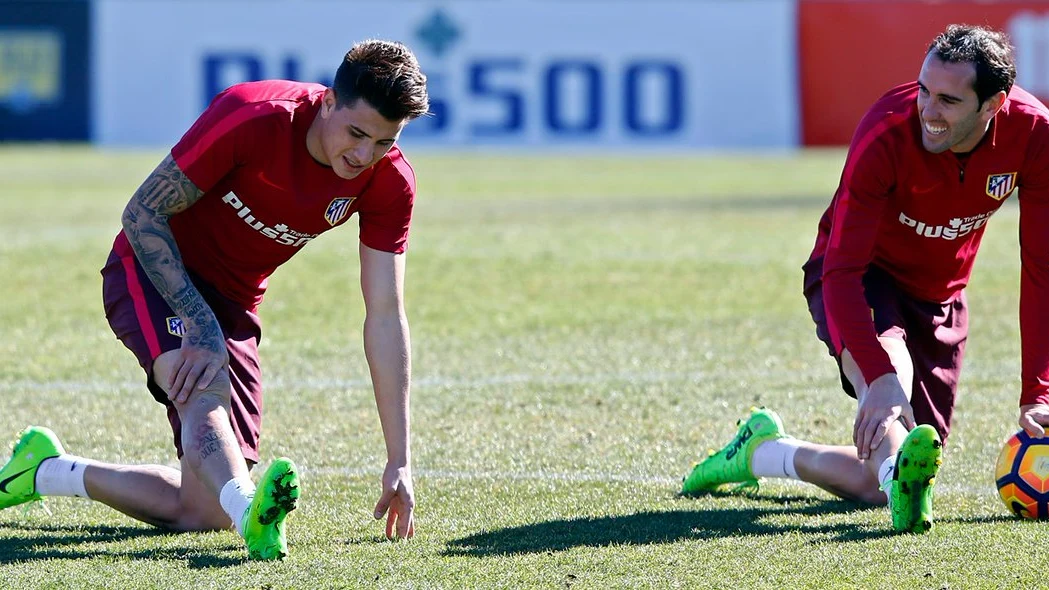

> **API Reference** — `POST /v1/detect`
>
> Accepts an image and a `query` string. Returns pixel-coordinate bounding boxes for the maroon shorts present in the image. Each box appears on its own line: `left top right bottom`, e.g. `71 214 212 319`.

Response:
100 234 263 463
802 257 967 442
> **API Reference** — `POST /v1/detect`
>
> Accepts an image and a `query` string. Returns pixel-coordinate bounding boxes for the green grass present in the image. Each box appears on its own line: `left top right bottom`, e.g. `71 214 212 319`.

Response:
0 145 1046 588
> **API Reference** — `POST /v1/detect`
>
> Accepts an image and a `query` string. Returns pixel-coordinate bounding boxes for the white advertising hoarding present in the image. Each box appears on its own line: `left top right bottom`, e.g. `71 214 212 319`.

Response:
94 0 797 149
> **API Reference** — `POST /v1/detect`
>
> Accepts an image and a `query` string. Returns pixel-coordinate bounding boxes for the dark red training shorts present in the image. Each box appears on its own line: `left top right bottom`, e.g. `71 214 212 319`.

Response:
100 233 263 463
802 257 967 442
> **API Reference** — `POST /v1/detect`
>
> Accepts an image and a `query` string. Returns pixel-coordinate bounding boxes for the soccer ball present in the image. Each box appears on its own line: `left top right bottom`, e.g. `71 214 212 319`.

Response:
995 430 1049 520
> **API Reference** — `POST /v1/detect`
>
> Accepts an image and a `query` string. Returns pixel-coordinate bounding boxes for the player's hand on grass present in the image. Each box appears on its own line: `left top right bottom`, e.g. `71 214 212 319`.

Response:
374 461 415 540
168 320 228 404
854 373 916 460
1019 404 1049 438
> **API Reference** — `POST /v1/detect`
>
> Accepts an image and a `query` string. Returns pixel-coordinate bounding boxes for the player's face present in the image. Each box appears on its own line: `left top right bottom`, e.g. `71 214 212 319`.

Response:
916 53 1003 154
318 92 407 179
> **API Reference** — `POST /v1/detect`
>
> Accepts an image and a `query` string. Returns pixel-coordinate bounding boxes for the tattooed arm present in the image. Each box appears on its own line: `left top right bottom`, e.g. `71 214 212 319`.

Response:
121 154 228 403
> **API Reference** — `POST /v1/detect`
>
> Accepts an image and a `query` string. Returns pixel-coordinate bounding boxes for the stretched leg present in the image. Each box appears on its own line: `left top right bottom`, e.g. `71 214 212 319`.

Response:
683 337 914 505
84 454 237 531
24 349 252 531
88 251 295 554
150 351 251 498
151 348 299 558
793 443 884 504
791 337 913 503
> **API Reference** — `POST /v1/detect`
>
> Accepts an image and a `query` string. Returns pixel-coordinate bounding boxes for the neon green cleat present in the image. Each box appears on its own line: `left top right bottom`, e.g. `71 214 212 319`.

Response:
243 457 300 560
0 427 65 510
889 424 942 534
681 407 789 496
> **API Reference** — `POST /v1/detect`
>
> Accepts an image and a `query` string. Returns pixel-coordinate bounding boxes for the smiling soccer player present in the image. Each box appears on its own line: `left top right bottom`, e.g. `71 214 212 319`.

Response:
0 40 428 558
683 24 1049 534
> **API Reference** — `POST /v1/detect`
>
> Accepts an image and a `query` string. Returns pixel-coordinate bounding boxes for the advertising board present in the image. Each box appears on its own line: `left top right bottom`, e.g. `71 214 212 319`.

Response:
94 0 797 149
0 0 91 140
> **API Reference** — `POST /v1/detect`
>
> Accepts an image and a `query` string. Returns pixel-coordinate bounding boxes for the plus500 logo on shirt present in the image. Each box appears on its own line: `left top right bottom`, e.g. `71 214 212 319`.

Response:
222 192 317 247
898 211 995 240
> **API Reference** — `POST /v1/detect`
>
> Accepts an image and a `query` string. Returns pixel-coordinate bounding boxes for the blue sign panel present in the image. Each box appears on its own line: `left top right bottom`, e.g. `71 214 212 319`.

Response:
0 0 90 140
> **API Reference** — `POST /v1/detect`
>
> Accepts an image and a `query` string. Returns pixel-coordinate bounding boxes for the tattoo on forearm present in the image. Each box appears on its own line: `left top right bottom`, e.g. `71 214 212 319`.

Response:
123 155 222 345
134 154 205 215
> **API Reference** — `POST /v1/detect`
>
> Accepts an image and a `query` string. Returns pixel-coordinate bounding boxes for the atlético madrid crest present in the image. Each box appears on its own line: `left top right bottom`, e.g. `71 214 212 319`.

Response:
986 172 1017 200
166 316 186 338
324 197 356 226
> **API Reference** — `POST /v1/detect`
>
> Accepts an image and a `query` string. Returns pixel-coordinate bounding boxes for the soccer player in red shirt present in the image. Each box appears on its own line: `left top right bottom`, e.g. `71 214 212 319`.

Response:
0 40 428 559
682 25 1049 533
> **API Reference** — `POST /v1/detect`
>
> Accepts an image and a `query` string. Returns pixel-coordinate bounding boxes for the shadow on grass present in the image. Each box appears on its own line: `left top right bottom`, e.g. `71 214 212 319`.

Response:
0 522 244 567
445 495 891 557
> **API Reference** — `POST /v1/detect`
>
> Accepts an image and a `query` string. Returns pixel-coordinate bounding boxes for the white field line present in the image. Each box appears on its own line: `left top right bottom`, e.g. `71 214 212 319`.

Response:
0 370 720 394
0 375 997 497
304 465 679 485
301 466 993 496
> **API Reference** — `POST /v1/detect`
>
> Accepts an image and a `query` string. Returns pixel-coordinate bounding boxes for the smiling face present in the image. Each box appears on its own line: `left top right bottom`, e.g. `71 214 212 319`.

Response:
308 90 408 179
916 53 1004 154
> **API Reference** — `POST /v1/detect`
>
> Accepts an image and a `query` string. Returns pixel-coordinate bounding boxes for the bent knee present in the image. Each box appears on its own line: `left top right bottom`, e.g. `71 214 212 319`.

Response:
153 354 233 406
184 385 234 410
170 378 235 420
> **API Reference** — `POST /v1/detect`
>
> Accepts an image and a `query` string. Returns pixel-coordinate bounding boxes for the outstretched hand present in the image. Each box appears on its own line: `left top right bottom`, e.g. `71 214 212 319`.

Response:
374 462 415 540
854 373 916 460
1019 404 1049 438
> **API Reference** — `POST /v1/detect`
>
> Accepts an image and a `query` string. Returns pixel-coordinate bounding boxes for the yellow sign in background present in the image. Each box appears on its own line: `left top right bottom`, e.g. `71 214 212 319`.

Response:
0 30 62 110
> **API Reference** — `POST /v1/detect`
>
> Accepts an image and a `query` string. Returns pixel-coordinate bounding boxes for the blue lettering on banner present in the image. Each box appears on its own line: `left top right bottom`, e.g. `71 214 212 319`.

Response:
200 52 685 142
411 71 449 134
202 52 332 107
469 59 524 135
456 58 686 139
545 61 602 134
203 53 261 107
624 62 684 135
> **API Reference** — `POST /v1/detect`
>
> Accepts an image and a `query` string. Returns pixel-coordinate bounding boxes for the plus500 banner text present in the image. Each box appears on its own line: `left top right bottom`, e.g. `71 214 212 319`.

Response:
94 0 797 149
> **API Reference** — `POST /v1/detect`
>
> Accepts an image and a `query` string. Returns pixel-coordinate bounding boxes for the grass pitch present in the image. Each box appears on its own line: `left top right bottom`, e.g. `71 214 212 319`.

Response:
0 146 1045 589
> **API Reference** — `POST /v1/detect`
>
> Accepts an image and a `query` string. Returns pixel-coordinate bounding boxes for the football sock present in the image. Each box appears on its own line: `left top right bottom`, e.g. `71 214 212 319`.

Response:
751 438 802 479
219 477 256 536
34 455 98 499
878 454 896 505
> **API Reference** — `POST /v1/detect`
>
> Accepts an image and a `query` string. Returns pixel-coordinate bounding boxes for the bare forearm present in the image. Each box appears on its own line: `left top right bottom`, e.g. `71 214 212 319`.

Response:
364 312 412 464
121 155 221 346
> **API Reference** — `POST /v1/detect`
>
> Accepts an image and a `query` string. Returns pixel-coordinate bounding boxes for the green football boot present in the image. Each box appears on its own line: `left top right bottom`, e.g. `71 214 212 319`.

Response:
888 424 943 534
243 457 300 560
681 407 789 495
0 427 65 510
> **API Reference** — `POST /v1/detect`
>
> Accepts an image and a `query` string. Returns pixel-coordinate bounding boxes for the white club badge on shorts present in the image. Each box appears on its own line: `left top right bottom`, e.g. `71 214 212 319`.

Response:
166 316 186 338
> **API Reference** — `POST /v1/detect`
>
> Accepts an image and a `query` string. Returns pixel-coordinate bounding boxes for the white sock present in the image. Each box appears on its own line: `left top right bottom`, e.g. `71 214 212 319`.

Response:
751 438 803 479
34 455 98 499
878 455 897 506
219 477 255 536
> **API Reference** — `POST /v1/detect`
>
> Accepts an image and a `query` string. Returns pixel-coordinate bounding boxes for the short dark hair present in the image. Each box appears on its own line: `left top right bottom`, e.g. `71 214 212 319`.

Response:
332 40 429 121
927 24 1016 106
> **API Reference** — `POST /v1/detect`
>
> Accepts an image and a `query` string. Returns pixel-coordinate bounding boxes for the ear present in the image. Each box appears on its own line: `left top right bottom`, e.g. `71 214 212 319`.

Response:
982 90 1007 119
321 88 337 119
